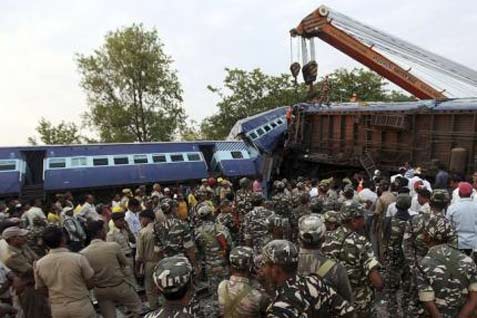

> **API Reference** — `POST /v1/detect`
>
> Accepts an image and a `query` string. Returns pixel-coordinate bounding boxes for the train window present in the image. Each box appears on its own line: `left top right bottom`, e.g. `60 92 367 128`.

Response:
170 154 184 162
152 155 167 163
187 153 201 161
49 159 66 169
256 128 265 136
0 161 16 171
270 122 277 128
71 157 87 167
113 157 129 165
231 151 244 159
93 158 109 166
264 125 271 132
133 155 148 164
249 132 258 140
276 119 284 125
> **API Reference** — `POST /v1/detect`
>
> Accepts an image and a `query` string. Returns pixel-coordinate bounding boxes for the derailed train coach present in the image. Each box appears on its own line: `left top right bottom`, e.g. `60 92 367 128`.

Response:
0 141 260 199
234 98 477 180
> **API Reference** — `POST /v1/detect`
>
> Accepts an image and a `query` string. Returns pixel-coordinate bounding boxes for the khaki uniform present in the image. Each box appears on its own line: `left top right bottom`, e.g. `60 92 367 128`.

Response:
373 191 396 259
34 247 95 318
81 239 141 318
136 223 161 310
106 227 136 285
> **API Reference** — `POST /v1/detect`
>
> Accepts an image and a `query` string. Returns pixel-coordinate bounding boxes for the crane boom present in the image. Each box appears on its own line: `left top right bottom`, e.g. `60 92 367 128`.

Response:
291 5 447 100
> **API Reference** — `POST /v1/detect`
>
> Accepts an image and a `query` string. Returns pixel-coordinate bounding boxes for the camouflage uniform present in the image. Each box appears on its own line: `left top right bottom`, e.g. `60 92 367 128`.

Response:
242 206 276 254
235 178 254 220
272 182 292 239
297 215 354 318
194 206 232 291
154 215 195 258
383 194 413 315
403 190 456 316
146 256 199 318
218 246 269 318
322 202 380 316
262 240 354 317
417 216 477 318
27 217 48 257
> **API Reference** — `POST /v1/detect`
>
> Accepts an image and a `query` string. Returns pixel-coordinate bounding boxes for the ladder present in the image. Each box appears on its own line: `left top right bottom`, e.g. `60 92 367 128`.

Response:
359 152 377 179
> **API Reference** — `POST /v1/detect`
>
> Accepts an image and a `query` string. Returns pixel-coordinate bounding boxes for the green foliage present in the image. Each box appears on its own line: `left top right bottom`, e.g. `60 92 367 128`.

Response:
76 24 185 142
180 120 203 141
28 118 83 145
201 67 415 139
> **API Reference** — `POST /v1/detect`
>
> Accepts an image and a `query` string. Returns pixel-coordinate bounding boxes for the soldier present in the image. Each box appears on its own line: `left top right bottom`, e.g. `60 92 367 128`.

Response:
27 216 48 257
194 204 231 309
136 209 161 310
218 246 269 318
145 256 196 318
417 215 477 317
373 179 396 260
153 200 197 265
216 199 239 246
318 178 338 203
403 189 455 316
297 215 354 317
260 240 355 317
106 211 137 288
242 192 276 254
291 192 311 230
322 201 384 317
291 182 307 208
81 220 142 318
310 196 323 214
271 181 292 240
383 193 413 316
235 177 254 221
323 210 340 232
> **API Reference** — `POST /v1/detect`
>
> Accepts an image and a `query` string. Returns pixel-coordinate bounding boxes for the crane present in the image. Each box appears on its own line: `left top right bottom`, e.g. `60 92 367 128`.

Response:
290 5 477 100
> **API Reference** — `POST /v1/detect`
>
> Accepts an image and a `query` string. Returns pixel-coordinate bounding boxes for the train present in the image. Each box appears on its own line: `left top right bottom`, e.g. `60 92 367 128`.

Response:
0 140 262 199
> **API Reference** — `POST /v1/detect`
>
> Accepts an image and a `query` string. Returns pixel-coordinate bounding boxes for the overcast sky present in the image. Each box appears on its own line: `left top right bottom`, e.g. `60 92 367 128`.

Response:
1 0 476 145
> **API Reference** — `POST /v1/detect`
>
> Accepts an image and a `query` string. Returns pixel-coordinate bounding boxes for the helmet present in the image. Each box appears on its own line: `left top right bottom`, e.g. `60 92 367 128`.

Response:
296 182 305 190
152 256 192 293
340 201 365 221
430 189 450 205
197 205 213 218
239 177 250 188
274 181 285 190
262 240 298 265
424 215 455 243
160 198 172 213
396 193 412 210
298 215 326 245
343 184 354 194
250 192 264 206
229 246 254 271
323 210 340 224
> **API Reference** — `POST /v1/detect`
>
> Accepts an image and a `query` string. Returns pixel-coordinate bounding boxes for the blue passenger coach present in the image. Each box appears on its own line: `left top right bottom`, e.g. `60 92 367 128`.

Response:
0 141 259 198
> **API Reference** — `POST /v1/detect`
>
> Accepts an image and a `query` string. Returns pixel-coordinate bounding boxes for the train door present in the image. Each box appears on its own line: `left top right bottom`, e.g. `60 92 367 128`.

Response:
21 150 46 185
198 145 216 172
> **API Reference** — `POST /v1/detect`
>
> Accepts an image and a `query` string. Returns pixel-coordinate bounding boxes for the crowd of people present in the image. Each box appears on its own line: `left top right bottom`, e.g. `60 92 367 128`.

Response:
0 166 476 318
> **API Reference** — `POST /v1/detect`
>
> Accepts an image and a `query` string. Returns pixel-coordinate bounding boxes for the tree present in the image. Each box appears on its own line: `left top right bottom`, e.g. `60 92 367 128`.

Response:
201 67 415 139
28 118 83 145
76 24 185 142
179 120 203 141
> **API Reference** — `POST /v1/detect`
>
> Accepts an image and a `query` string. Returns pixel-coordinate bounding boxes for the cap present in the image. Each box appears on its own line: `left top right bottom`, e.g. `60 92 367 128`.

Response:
323 210 340 224
430 189 450 205
197 205 213 218
319 178 332 188
262 240 298 265
164 187 171 193
111 211 125 221
458 182 473 197
139 209 155 220
122 188 132 194
424 215 454 242
2 226 28 239
343 184 354 194
274 181 285 190
298 214 326 244
340 201 365 221
201 178 208 183
153 256 193 293
217 177 224 183
229 246 254 271
395 193 412 210
296 182 305 189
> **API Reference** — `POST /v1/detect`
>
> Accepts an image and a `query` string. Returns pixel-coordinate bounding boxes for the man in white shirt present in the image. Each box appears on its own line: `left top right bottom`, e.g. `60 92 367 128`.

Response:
124 198 142 241
22 199 46 228
447 182 477 255
308 180 318 198
78 194 100 222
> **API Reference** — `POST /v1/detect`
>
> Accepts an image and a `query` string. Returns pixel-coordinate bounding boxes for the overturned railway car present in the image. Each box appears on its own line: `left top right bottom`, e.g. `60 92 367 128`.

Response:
283 98 477 177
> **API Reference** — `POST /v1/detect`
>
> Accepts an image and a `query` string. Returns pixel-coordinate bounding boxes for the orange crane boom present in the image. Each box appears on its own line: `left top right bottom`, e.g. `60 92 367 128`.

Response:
291 6 446 100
